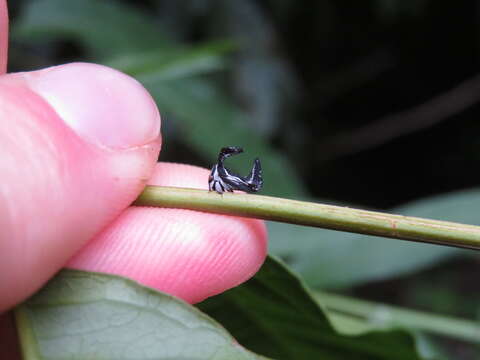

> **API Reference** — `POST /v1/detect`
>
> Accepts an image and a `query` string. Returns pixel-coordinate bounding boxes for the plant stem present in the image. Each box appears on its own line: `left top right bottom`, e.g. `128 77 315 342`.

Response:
14 306 41 360
134 186 480 250
316 292 480 343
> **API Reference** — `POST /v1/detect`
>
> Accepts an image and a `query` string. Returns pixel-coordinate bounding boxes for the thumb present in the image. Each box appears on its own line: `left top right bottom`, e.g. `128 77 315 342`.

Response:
0 62 161 310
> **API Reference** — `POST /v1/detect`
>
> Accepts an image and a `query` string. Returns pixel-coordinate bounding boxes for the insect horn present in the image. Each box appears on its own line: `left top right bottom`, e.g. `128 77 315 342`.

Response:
244 158 263 192
218 146 243 164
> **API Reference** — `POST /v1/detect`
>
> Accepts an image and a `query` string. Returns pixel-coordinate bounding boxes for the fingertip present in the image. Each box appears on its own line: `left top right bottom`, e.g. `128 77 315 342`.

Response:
17 62 161 149
0 63 161 310
68 163 268 303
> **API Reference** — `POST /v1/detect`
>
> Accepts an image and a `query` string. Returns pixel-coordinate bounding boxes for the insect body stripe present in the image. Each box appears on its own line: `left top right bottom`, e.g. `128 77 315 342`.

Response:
208 147 263 194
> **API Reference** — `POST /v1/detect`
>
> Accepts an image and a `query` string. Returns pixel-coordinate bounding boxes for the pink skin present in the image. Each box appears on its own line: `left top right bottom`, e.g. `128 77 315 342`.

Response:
0 1 267 357
0 0 6 73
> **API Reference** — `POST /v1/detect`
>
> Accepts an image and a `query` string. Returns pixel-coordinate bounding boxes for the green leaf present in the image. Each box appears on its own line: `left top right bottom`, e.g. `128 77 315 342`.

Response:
12 0 169 59
107 41 235 82
268 189 480 289
15 270 269 360
322 311 451 360
198 256 428 360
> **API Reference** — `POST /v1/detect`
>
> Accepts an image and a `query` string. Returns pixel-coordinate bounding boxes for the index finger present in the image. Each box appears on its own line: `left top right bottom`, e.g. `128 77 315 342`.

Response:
67 162 268 304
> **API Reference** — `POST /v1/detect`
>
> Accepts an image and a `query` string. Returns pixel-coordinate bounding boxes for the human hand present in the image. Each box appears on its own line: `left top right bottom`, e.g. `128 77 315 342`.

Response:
0 0 267 356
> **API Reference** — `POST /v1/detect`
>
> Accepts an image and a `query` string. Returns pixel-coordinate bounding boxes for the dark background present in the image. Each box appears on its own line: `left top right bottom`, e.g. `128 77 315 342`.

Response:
7 1 480 358
9 0 480 209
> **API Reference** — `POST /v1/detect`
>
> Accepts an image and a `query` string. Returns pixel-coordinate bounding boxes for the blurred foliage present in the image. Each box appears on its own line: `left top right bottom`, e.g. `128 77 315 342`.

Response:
8 0 480 358
199 256 431 360
11 0 306 198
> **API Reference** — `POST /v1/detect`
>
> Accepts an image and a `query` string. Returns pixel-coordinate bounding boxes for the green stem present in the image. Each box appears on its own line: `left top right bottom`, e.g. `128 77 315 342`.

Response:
134 186 480 250
14 306 41 360
316 292 480 343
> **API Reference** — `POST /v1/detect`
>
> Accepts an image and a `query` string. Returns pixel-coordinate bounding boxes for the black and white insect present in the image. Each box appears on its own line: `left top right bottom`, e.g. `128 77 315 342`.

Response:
208 146 263 194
